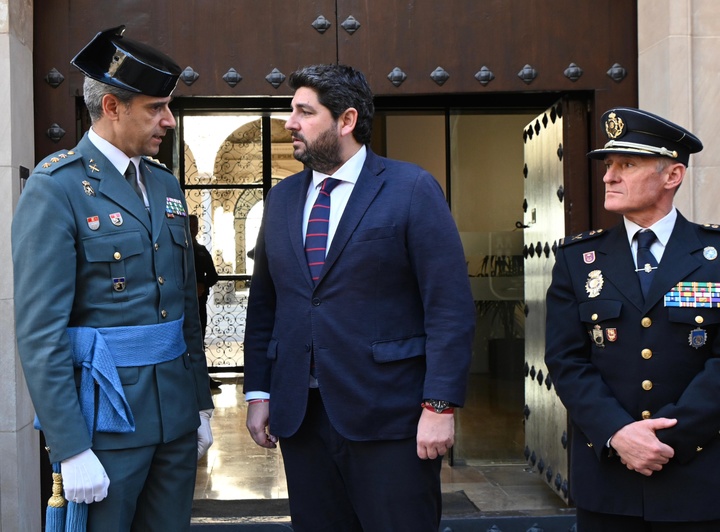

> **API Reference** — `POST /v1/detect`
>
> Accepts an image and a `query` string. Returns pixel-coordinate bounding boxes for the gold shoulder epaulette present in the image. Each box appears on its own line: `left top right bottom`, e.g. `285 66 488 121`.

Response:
700 223 720 232
559 228 606 247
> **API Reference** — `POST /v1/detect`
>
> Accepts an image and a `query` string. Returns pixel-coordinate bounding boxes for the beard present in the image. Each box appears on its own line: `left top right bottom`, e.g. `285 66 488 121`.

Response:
293 126 343 174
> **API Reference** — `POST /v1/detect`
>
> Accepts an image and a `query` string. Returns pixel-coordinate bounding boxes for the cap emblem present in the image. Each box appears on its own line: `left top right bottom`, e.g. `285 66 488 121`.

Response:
605 112 625 139
108 49 127 77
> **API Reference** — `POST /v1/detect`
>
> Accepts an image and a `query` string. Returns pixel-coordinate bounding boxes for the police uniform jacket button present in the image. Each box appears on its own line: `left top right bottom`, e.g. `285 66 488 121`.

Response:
158 276 165 285
154 243 160 251
641 349 652 359
641 317 652 328
696 315 704 324
113 251 122 260
161 309 168 318
642 380 653 391
591 313 598 321
641 410 651 419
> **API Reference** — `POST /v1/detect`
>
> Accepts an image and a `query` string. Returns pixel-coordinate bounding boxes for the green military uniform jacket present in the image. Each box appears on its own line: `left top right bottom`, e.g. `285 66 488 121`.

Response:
12 133 213 463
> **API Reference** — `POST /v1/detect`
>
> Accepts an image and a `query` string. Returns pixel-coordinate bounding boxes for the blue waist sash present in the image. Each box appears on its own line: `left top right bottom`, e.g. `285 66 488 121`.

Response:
36 317 187 438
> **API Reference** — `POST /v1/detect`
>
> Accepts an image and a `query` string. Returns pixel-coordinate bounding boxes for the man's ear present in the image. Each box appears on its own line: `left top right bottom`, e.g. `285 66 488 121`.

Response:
338 108 358 138
101 94 123 122
665 162 685 190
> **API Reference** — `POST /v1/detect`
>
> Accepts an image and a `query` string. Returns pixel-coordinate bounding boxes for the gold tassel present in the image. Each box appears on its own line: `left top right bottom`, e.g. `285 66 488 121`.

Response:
48 471 67 509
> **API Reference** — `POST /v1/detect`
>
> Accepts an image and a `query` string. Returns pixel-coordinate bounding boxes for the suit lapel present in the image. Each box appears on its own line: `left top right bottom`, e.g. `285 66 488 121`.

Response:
644 214 703 307
320 152 385 284
289 171 315 289
141 159 170 243
596 225 645 311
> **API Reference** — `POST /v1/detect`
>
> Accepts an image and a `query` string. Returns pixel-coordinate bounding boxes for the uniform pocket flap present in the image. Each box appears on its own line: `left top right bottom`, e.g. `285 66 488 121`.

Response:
83 231 144 263
668 307 720 325
578 300 622 323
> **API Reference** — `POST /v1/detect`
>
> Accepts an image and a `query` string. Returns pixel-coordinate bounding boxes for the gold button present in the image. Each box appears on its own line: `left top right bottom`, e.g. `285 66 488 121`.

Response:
641 349 652 359
591 313 598 321
696 316 704 324
642 380 653 391
641 410 651 419
154 243 160 251
161 310 168 318
158 276 165 285
641 317 652 328
113 251 121 260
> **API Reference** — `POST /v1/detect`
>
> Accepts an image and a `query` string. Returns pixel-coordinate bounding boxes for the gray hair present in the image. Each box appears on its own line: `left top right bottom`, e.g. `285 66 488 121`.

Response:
83 77 137 122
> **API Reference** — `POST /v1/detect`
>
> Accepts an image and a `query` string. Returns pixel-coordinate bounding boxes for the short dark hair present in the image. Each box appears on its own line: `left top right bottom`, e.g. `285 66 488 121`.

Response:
288 64 374 145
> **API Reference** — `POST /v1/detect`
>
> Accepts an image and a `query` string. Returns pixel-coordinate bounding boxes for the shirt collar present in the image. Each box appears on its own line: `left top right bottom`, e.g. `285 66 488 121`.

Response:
311 144 367 188
88 128 142 176
624 207 677 247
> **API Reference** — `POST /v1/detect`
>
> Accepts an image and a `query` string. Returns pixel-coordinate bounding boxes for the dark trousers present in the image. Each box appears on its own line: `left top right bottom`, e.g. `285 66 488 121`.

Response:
88 431 197 531
280 388 443 532
577 508 720 532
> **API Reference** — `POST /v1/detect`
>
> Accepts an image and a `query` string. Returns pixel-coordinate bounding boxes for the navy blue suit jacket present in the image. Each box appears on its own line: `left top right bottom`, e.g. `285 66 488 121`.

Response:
546 212 720 521
243 149 475 441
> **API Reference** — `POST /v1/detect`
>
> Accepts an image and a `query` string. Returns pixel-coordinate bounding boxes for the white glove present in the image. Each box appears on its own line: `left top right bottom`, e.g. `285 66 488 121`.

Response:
197 409 214 460
60 449 110 504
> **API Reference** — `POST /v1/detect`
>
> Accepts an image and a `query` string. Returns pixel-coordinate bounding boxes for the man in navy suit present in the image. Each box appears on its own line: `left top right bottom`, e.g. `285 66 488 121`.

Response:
546 108 720 531
243 64 475 531
12 27 213 530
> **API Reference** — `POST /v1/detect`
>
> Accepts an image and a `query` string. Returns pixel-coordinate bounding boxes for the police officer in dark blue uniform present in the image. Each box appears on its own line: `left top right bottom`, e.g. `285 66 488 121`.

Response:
545 107 720 531
12 26 214 530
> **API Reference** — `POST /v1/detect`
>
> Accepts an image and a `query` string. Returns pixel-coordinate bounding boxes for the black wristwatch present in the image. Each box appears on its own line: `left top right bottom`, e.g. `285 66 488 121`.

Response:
421 399 454 413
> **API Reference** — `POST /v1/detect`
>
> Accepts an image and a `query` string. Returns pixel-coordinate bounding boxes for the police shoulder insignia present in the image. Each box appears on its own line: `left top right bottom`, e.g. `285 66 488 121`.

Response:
700 223 720 232
142 156 169 170
559 228 606 247
35 150 81 174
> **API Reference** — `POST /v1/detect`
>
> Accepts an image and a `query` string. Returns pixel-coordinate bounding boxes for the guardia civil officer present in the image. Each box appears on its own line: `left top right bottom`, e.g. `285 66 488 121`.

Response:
12 26 214 530
545 107 720 531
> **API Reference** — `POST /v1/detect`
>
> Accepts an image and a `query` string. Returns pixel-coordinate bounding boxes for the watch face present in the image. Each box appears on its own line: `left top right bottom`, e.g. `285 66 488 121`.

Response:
425 399 451 412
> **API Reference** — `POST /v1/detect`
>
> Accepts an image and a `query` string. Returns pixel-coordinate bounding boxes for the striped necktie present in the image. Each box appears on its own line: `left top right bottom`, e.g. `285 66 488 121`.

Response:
305 178 341 284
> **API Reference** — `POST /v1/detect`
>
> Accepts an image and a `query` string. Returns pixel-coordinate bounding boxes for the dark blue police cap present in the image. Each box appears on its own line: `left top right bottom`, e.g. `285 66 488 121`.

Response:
588 107 702 166
71 25 181 98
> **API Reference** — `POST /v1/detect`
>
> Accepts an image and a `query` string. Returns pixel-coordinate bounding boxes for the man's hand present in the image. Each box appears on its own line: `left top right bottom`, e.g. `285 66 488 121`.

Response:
197 409 214 459
60 448 110 504
246 401 277 448
610 417 677 476
416 408 455 459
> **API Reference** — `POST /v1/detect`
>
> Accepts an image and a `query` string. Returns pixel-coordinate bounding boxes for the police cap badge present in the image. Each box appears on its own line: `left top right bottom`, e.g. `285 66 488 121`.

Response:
588 107 703 166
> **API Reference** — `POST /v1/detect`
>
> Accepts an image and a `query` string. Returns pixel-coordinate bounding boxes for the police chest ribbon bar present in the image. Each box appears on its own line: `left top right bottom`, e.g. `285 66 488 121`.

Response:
165 197 187 217
664 282 720 308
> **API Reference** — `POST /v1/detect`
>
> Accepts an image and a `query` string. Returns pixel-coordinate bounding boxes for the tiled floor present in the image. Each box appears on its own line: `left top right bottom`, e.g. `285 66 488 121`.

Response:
194 373 569 518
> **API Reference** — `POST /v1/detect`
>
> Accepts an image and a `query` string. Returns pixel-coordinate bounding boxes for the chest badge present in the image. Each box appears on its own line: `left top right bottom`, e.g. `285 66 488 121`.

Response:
82 180 95 197
583 251 596 264
585 270 604 298
689 327 707 349
703 246 718 261
113 277 126 292
86 215 100 231
109 212 123 226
